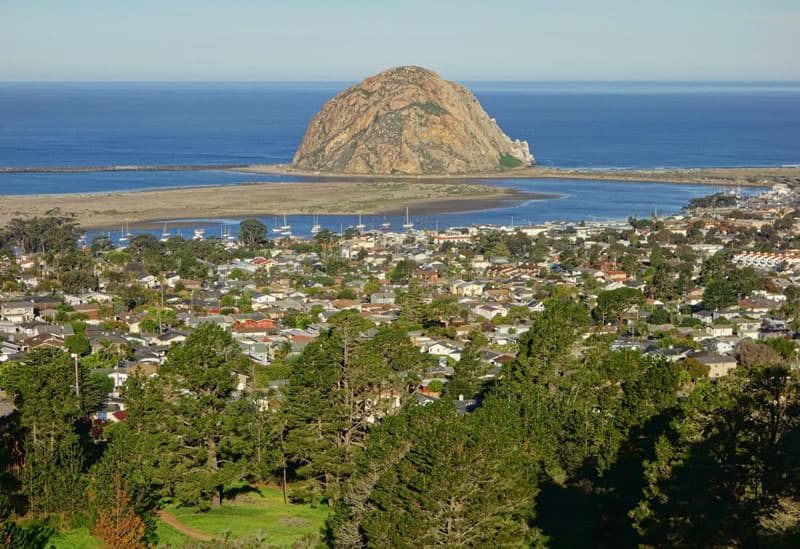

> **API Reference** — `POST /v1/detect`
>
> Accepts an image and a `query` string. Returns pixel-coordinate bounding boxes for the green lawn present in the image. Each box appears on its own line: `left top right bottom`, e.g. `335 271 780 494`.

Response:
165 486 329 546
49 487 326 548
155 520 191 548
49 527 101 549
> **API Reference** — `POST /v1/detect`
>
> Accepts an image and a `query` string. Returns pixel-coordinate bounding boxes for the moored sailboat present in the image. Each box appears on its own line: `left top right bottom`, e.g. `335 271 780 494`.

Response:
402 206 414 230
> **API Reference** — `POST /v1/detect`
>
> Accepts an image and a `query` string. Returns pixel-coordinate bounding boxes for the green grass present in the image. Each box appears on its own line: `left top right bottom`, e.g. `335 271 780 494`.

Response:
49 527 101 549
49 521 189 549
166 486 329 547
499 153 523 168
49 487 327 548
155 520 191 548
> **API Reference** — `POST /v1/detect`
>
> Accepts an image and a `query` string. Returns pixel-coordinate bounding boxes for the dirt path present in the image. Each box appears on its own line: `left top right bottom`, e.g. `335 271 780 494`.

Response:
157 509 214 542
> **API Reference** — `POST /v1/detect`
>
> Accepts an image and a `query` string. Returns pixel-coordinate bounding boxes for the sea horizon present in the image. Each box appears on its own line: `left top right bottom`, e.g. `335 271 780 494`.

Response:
1 79 797 234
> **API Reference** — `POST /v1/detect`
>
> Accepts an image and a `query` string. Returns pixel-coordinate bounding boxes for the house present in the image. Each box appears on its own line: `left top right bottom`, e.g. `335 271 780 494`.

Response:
370 292 396 305
687 351 737 378
707 324 734 338
149 331 187 346
232 318 276 337
23 333 65 350
1 301 36 323
450 281 484 297
426 342 463 362
473 304 508 320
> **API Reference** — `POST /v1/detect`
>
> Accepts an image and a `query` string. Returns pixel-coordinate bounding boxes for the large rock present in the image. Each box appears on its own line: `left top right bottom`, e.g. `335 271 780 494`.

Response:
292 66 534 175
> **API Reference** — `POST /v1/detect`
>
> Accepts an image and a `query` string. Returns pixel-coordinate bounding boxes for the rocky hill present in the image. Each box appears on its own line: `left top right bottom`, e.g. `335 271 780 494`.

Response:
292 66 534 175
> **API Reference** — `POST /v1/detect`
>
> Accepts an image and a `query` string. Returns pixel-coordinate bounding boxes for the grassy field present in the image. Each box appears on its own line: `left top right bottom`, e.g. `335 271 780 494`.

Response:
165 487 329 546
49 486 328 548
49 527 101 549
155 521 191 548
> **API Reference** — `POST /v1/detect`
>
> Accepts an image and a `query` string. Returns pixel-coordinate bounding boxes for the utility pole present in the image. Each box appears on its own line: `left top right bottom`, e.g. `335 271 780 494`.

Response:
71 353 80 408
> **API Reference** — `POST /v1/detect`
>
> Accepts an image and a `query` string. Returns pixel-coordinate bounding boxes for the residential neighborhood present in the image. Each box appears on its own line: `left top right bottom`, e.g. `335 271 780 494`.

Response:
2 184 800 421
3 184 800 548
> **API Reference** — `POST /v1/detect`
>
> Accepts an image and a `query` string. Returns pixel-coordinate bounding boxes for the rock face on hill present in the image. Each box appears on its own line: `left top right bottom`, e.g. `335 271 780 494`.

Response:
292 66 534 175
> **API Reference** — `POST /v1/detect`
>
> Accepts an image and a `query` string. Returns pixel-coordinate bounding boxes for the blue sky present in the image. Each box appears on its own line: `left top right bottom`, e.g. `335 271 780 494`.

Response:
1 0 798 81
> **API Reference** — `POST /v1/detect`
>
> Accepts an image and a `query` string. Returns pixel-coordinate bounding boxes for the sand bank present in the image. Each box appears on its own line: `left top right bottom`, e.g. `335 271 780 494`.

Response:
0 180 550 229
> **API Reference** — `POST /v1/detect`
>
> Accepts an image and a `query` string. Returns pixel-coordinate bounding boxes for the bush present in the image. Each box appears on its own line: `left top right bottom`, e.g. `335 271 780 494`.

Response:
680 316 703 328
648 309 670 325
499 154 523 168
427 380 444 393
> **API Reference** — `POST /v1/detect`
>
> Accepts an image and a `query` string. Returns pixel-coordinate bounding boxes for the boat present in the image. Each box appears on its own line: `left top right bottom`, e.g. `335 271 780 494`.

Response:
310 214 321 235
118 224 128 243
279 214 291 233
193 228 205 240
355 213 366 232
224 225 236 242
402 206 414 230
271 216 283 233
160 222 171 242
380 217 391 231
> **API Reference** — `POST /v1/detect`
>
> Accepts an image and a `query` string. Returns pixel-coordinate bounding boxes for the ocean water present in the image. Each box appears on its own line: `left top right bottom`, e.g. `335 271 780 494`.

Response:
0 81 796 233
1 81 799 172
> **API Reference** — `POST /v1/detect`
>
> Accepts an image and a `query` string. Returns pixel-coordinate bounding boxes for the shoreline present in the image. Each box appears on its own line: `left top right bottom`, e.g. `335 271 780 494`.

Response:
0 180 551 230
240 164 800 187
2 163 798 187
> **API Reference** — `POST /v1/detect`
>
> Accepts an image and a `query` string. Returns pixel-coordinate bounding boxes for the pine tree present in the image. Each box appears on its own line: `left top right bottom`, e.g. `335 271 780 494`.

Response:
360 403 537 547
0 348 97 517
125 323 253 508
445 330 486 399
89 474 147 549
283 312 428 500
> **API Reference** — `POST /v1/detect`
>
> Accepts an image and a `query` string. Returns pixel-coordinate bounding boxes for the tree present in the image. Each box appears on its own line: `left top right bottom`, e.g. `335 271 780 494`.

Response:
134 323 252 508
282 312 426 500
621 253 640 277
0 348 101 517
89 474 147 549
0 210 79 254
649 243 665 268
397 278 427 326
237 218 268 248
765 338 796 361
735 340 781 367
360 403 537 547
64 333 91 356
648 264 675 301
512 299 591 382
594 287 645 331
388 259 416 283
632 366 800 547
445 331 486 399
703 279 737 311
426 294 461 324
90 234 114 255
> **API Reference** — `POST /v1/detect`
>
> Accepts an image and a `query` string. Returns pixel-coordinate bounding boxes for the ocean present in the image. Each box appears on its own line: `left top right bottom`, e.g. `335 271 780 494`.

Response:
0 81 797 237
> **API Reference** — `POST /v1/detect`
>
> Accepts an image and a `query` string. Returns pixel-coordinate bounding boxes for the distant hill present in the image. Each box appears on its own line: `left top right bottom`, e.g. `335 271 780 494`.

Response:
292 66 534 175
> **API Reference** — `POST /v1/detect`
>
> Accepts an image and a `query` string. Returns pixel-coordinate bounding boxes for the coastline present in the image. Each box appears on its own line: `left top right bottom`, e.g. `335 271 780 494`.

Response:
240 164 800 187
3 163 798 187
0 180 551 230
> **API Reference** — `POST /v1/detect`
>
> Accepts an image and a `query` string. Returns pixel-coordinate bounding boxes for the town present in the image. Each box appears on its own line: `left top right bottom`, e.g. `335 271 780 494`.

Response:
2 182 800 546
3 185 799 402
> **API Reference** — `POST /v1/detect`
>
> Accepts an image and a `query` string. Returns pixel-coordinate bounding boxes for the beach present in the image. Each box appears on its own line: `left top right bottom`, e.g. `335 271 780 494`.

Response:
0 180 550 229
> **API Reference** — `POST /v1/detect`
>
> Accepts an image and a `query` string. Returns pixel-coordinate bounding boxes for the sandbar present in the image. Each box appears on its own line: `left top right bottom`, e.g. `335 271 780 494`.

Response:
0 180 550 230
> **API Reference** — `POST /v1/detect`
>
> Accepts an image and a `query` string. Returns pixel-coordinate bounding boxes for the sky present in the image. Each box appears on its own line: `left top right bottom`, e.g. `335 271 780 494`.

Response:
1 0 798 81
